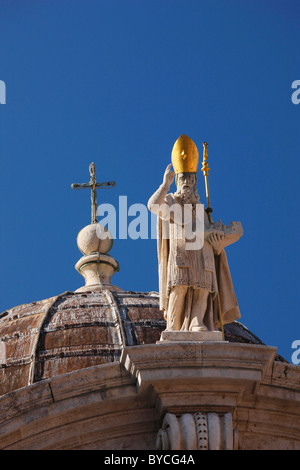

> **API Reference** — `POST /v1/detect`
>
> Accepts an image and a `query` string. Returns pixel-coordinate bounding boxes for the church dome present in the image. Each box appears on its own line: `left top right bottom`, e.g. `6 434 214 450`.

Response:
0 289 164 396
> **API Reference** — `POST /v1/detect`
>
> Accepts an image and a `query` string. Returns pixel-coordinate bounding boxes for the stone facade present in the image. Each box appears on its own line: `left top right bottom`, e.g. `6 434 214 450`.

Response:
0 290 299 450
0 333 299 448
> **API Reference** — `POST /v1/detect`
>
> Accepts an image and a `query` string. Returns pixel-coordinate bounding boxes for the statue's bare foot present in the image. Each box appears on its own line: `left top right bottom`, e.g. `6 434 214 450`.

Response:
190 325 208 332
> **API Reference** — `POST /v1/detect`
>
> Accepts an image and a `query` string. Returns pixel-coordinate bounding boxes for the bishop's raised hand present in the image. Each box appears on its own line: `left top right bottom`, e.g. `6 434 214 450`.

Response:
162 163 175 189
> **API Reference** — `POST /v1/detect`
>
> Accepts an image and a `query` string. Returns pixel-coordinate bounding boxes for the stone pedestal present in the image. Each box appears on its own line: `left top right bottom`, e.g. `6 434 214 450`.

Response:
75 252 120 292
157 330 223 343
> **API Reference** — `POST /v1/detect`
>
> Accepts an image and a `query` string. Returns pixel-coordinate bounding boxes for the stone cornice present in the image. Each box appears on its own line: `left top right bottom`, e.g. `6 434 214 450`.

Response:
0 342 299 449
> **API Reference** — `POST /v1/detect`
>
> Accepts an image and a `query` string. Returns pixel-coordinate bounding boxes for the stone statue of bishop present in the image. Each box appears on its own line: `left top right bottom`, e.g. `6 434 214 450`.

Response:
147 134 243 340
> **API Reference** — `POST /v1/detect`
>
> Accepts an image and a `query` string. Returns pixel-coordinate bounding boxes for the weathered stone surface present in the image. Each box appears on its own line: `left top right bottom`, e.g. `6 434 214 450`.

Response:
0 342 299 450
0 289 294 451
0 289 288 397
0 291 167 394
158 330 223 343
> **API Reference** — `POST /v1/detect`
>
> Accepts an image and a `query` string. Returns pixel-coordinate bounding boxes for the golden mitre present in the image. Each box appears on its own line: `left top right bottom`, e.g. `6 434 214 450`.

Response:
171 134 199 174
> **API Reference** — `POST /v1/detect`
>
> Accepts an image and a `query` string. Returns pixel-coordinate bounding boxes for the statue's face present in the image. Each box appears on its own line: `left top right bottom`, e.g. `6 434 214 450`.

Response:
177 173 197 194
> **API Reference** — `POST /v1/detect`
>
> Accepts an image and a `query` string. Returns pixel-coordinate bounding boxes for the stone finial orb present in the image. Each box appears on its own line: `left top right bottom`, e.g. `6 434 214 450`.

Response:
77 223 113 255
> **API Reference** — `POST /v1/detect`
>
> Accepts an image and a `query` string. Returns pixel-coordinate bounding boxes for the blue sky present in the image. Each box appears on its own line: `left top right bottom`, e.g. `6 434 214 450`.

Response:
0 0 299 361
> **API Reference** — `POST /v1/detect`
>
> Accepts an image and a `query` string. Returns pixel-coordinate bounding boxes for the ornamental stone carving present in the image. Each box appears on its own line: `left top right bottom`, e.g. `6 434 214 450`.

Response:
156 412 236 450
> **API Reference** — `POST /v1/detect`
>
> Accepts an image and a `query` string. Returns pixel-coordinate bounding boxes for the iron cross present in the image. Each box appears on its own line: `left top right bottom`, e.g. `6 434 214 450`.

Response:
71 162 116 224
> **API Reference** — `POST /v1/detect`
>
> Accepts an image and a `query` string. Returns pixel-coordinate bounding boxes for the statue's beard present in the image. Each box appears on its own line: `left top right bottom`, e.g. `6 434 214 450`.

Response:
174 186 200 205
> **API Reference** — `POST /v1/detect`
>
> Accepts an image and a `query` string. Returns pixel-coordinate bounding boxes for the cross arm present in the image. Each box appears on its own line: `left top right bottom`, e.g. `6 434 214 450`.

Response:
95 181 116 188
71 183 92 190
71 181 116 190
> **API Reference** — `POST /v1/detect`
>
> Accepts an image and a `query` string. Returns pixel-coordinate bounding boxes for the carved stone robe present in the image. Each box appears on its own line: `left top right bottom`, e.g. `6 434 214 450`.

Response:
148 185 241 328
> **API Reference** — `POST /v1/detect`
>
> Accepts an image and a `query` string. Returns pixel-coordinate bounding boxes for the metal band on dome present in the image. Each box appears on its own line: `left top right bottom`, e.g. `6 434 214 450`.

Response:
78 259 120 272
